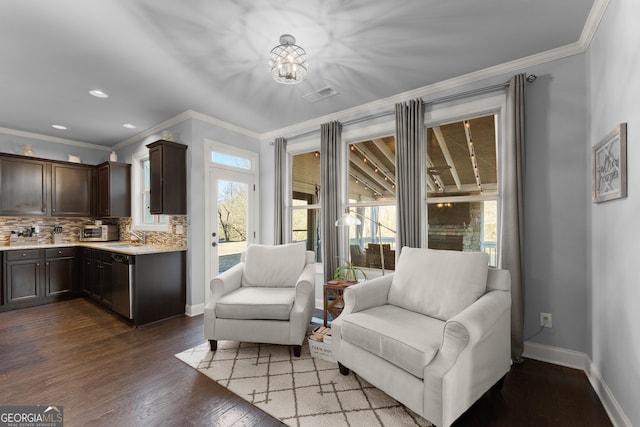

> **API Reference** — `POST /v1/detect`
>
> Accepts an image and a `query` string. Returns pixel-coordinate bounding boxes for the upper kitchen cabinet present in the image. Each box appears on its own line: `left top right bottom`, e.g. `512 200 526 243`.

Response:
96 162 131 218
0 155 49 216
51 163 92 217
146 140 187 215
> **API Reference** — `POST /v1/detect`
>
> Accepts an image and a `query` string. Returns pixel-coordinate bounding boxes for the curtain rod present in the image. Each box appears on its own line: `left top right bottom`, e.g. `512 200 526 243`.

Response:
278 74 536 144
423 82 508 106
423 74 536 106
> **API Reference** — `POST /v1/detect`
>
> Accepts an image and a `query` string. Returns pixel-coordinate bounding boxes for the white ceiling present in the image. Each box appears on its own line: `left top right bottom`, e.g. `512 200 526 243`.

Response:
0 0 598 148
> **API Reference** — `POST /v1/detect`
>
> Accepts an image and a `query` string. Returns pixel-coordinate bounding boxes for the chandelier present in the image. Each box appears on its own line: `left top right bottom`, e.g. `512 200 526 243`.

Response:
269 34 308 84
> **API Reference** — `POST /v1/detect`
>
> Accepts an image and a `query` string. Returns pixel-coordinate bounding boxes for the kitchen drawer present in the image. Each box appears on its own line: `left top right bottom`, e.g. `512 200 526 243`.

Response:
45 247 76 258
5 249 41 262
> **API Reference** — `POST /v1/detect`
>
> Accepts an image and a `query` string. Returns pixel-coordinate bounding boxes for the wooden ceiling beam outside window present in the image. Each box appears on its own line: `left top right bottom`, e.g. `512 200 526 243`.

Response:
349 152 395 195
431 126 462 191
351 144 396 187
371 138 396 167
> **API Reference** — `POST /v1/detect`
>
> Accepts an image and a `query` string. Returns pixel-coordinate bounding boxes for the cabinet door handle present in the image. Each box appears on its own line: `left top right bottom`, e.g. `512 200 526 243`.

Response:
58 250 63 254
36 263 40 267
22 253 27 257
46 262 50 266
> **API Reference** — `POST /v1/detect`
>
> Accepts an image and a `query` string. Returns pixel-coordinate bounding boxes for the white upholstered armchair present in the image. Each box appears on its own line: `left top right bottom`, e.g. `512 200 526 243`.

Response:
332 247 511 427
204 242 316 357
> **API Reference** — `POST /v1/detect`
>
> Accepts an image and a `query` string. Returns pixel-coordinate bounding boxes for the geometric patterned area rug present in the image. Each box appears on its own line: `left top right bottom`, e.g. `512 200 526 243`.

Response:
175 341 432 426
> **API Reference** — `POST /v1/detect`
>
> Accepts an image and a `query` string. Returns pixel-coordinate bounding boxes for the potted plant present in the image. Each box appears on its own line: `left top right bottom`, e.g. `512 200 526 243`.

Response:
333 258 367 283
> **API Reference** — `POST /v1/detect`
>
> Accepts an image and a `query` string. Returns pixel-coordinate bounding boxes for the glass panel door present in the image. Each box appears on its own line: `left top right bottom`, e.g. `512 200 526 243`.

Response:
211 169 254 275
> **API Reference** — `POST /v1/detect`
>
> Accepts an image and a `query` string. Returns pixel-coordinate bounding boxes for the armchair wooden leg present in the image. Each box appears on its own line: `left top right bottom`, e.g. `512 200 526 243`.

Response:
209 340 217 352
292 345 302 357
338 362 350 375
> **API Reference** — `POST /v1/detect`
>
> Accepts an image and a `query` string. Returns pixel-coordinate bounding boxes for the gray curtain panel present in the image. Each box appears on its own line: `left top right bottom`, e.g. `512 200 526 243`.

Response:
274 137 287 245
320 121 342 282
395 99 426 251
503 74 526 363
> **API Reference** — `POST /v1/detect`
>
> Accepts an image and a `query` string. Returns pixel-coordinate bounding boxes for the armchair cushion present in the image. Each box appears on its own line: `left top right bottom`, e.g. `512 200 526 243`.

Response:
388 247 489 321
215 287 296 320
341 304 444 379
242 242 306 288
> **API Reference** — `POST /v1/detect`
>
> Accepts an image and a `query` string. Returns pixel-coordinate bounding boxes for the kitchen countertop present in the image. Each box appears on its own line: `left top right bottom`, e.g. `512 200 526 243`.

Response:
0 241 187 255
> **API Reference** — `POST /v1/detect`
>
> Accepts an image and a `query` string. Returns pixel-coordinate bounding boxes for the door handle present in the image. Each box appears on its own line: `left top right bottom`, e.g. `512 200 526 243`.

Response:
212 232 217 237
212 242 217 247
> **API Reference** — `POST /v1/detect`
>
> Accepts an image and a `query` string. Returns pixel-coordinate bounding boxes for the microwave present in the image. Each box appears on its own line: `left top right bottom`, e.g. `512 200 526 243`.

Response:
80 225 119 242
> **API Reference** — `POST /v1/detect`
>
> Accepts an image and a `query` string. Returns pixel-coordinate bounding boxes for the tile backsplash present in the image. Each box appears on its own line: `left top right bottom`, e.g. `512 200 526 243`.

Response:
0 216 187 247
117 216 187 247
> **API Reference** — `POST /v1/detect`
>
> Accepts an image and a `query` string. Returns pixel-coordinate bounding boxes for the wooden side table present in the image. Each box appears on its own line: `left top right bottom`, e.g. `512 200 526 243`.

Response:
323 280 357 326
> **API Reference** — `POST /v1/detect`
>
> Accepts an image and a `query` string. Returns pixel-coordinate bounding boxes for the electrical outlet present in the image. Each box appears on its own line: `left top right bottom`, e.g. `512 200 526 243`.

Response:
175 224 184 235
540 312 552 328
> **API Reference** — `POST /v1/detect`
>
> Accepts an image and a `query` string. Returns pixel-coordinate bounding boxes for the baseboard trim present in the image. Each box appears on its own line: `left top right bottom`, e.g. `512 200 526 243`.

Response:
186 303 204 317
523 341 587 370
523 341 631 427
585 361 633 427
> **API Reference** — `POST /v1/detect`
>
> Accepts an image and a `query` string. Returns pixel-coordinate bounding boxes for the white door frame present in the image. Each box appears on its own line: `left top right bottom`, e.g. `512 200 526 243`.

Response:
203 139 259 304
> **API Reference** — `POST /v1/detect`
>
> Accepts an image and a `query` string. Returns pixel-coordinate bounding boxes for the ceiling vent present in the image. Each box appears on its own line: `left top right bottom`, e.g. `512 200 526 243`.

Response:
303 86 338 103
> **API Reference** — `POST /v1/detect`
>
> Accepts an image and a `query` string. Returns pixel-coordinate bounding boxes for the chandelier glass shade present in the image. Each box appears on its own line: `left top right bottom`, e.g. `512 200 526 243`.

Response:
269 34 308 84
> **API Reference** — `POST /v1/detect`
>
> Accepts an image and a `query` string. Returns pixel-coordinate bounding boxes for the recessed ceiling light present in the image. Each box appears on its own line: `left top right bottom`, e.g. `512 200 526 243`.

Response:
122 123 136 129
89 89 109 98
52 124 67 130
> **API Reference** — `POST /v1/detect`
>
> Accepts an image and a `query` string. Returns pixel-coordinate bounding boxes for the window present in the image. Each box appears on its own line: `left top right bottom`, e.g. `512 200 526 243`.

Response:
132 153 169 231
212 152 251 169
426 114 499 266
347 136 397 272
291 151 321 261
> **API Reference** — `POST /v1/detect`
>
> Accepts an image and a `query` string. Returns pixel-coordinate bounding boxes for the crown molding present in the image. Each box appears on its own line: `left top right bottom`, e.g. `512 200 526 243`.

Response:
580 0 610 49
0 126 111 152
261 0 610 142
188 110 261 140
261 40 586 142
112 111 193 150
114 110 261 150
2 0 610 151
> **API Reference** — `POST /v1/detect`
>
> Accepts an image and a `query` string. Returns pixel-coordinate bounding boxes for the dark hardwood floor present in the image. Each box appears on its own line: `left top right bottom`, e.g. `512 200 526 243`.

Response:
0 299 611 427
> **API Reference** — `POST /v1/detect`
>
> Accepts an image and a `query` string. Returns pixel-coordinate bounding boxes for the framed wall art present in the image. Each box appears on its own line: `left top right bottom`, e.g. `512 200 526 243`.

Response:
592 123 627 203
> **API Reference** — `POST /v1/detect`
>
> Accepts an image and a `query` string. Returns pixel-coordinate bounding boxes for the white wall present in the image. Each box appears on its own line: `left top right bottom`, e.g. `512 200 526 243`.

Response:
189 119 261 308
588 0 640 425
521 54 590 353
118 118 261 312
267 55 592 353
0 132 111 165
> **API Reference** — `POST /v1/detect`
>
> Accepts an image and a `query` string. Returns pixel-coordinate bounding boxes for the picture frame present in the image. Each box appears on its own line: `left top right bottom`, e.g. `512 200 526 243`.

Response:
592 123 627 203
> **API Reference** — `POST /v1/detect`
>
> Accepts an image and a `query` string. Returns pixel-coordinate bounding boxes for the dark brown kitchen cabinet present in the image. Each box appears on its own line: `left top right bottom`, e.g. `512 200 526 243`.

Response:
146 140 187 215
0 253 3 307
100 252 113 308
96 162 131 218
133 250 186 326
4 249 41 304
81 249 93 296
44 247 76 296
0 156 48 216
0 153 132 219
84 249 113 308
51 163 92 216
1 247 79 312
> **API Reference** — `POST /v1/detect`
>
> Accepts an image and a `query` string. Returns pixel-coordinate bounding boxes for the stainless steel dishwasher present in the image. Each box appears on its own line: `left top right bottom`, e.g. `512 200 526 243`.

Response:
111 253 134 319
